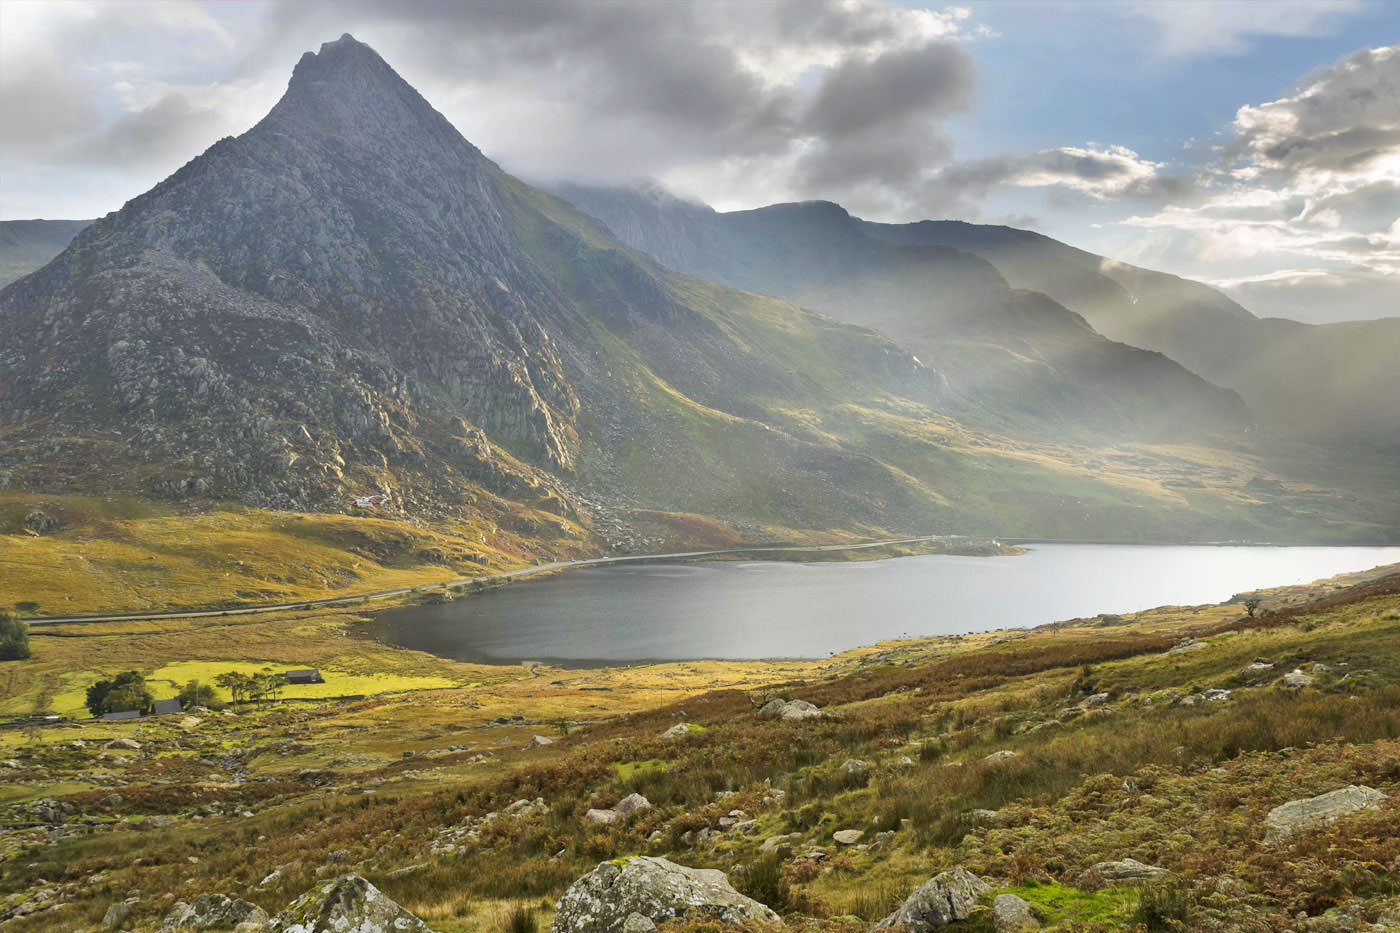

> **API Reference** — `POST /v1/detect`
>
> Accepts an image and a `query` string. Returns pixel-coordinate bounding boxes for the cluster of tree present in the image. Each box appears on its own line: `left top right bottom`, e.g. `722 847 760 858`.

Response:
177 679 219 709
0 611 29 660
214 670 286 705
85 671 154 717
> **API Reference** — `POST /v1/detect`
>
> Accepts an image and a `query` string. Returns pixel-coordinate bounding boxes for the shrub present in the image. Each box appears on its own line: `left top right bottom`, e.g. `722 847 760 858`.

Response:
0 611 30 660
734 854 788 912
1135 879 1190 931
501 903 539 933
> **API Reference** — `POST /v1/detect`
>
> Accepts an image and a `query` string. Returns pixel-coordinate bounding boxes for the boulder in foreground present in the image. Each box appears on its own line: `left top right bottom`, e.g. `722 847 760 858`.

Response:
1265 785 1387 841
269 873 434 932
872 867 990 930
161 893 269 930
551 855 779 932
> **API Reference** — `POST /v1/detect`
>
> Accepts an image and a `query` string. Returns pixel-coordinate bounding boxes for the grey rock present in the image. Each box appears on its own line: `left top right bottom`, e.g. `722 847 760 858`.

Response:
529 735 554 747
759 698 823 721
1281 668 1316 688
981 750 1018 765
103 898 139 930
621 914 657 933
268 873 434 932
585 808 619 826
993 893 1040 931
660 724 694 739
873 868 991 930
1086 858 1170 885
840 759 869 777
614 793 652 819
550 856 779 932
833 829 864 845
161 894 270 930
1265 785 1387 841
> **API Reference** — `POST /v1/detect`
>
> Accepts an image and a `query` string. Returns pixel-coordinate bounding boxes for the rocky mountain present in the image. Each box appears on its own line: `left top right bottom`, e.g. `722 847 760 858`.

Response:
1 36 1388 543
553 184 1249 442
0 36 955 535
0 220 90 288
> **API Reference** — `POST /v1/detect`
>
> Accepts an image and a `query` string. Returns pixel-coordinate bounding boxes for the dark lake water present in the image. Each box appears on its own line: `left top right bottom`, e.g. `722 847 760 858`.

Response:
368 544 1400 665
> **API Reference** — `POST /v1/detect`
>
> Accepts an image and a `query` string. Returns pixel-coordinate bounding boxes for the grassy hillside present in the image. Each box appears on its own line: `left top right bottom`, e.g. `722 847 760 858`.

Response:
2 563 1397 930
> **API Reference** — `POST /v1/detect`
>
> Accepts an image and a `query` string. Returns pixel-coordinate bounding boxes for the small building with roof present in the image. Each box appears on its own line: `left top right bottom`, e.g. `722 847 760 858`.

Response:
284 669 324 685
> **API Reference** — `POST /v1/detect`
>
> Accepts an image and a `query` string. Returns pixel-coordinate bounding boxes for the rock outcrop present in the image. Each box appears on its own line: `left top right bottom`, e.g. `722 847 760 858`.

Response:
1265 785 1387 841
873 867 990 930
268 873 434 932
993 893 1040 931
161 894 269 930
551 856 779 932
758 699 824 721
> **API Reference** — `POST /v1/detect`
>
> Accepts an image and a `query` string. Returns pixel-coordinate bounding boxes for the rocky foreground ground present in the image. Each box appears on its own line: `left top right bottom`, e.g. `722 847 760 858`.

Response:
2 565 1398 931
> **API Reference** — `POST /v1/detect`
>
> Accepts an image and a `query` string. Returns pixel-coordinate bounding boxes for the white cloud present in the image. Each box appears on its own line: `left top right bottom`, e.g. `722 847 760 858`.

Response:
1116 43 1400 321
1128 0 1368 58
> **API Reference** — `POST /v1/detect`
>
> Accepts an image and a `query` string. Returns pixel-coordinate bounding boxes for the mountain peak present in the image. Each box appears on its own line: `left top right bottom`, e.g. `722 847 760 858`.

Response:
261 33 483 161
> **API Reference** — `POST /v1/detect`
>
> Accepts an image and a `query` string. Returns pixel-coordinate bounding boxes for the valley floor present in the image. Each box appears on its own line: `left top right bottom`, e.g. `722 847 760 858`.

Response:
0 557 1398 931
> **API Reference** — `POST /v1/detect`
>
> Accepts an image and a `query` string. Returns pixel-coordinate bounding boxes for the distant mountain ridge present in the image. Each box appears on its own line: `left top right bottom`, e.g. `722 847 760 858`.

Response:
0 220 90 288
551 182 1396 456
2 36 1393 543
553 184 1249 441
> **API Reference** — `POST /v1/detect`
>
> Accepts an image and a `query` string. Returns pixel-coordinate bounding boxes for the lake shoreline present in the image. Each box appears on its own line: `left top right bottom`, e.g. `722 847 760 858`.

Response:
368 544 1400 667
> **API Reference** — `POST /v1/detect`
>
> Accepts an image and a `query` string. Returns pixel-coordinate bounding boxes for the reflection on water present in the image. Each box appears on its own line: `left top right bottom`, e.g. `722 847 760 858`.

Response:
368 544 1400 666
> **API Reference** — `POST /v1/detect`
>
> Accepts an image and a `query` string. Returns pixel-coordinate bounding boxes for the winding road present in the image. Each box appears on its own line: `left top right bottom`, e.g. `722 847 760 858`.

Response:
24 534 961 627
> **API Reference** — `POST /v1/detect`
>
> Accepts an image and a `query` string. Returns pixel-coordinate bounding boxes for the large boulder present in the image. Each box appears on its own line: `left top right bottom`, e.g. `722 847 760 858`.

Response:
269 874 434 932
873 868 990 931
550 856 780 932
1081 859 1170 888
992 893 1040 931
1265 785 1387 841
758 699 823 721
162 894 269 930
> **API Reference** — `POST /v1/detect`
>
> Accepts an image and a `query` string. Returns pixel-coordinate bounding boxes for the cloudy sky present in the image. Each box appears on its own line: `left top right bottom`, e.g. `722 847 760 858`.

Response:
1 0 1396 323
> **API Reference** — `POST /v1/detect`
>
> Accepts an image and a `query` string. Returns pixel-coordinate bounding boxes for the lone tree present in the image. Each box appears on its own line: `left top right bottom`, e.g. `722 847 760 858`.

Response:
0 611 30 660
85 671 154 717
1242 596 1262 618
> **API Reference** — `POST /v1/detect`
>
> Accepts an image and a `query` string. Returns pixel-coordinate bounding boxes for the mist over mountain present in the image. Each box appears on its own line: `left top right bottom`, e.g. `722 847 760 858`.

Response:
2 36 1393 543
554 183 1400 459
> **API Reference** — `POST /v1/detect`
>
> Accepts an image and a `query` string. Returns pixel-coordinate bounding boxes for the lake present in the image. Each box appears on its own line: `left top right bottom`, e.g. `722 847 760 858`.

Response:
368 544 1400 665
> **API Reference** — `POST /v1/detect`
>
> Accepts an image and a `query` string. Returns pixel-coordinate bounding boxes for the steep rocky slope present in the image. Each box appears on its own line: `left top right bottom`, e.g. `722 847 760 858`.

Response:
0 36 947 533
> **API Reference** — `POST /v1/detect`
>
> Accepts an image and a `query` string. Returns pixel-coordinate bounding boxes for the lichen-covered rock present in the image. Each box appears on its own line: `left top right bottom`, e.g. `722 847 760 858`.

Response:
161 894 270 930
873 868 990 930
833 830 864 845
661 724 695 739
1265 785 1387 841
1083 859 1170 887
621 914 657 933
839 759 869 777
550 856 780 932
758 699 823 721
162 896 263 931
103 898 139 930
269 873 434 932
993 893 1039 931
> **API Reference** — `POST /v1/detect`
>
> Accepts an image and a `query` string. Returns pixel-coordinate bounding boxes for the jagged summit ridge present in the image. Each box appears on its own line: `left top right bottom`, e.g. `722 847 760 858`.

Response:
263 33 491 166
